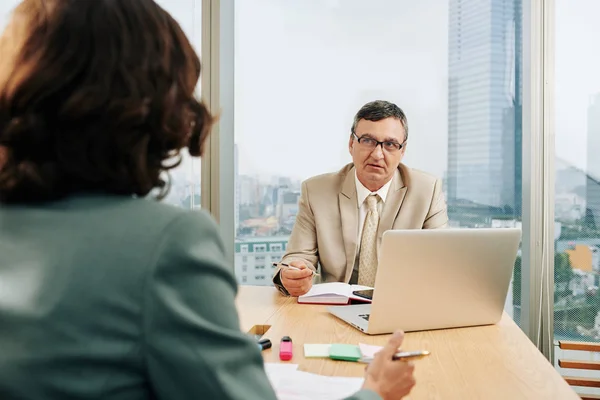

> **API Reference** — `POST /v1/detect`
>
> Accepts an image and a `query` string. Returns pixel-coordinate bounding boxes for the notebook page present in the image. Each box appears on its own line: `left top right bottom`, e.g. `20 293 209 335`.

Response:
299 282 352 298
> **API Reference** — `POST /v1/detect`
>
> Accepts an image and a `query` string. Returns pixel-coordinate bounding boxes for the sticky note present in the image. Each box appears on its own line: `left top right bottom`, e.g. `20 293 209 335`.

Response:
303 344 331 358
329 344 362 362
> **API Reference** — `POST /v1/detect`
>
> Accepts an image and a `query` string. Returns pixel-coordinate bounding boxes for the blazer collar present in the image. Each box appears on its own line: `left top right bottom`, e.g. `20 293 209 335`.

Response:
377 168 407 239
339 166 358 281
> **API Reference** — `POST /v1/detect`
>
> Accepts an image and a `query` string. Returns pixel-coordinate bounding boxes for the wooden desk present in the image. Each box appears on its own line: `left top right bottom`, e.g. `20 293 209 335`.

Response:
237 286 579 400
235 285 292 334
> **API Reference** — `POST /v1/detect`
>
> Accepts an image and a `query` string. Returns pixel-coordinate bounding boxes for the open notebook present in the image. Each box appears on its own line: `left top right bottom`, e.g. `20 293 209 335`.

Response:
297 283 373 305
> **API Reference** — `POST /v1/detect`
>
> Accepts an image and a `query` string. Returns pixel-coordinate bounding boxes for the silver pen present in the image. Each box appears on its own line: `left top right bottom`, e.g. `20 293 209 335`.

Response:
272 262 320 276
360 350 430 363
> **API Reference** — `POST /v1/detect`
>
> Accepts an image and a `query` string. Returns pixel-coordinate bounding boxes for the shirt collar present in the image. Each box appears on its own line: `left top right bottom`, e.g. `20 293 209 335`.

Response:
354 169 394 208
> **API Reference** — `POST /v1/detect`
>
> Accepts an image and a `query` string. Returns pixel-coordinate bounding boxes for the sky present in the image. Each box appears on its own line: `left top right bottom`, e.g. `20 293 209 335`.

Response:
555 0 600 177
233 0 600 181
235 0 448 180
0 0 598 181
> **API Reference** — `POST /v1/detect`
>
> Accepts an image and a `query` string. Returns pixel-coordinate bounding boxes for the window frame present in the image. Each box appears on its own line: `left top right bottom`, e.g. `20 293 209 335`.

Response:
203 0 555 358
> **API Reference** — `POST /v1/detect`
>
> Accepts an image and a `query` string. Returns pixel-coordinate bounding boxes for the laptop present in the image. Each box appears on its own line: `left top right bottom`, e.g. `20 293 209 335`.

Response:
327 228 521 334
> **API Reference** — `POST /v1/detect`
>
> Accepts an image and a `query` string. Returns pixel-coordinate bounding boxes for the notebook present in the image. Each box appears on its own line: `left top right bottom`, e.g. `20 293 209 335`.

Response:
297 283 373 305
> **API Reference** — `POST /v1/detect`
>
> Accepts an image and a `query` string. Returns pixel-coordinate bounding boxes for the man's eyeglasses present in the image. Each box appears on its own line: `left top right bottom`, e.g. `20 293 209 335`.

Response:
352 133 406 152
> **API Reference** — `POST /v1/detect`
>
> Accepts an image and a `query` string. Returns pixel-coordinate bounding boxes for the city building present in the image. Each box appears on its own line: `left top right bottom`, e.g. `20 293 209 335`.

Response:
555 192 585 222
234 144 239 235
565 244 600 274
277 191 300 227
234 237 289 286
586 94 600 228
447 0 523 221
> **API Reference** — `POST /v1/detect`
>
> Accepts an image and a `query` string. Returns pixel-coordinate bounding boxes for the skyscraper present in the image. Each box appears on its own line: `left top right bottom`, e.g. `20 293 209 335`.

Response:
447 0 523 220
586 94 600 229
234 144 240 235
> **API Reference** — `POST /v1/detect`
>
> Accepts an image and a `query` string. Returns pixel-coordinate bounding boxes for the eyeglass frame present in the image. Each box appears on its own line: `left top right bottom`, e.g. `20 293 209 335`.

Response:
351 132 407 152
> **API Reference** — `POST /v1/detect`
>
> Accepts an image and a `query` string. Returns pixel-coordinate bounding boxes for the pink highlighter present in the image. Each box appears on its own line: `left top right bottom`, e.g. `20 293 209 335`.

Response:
279 336 293 361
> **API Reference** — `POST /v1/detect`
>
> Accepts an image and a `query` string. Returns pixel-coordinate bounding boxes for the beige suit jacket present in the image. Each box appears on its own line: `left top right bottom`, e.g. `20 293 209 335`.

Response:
273 163 448 293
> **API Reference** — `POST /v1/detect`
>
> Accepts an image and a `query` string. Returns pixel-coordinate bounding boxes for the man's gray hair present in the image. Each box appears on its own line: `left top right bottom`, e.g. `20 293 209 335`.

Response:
351 100 408 142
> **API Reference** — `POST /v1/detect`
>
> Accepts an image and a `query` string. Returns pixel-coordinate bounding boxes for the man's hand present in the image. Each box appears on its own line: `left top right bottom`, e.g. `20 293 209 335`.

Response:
280 261 313 296
362 330 416 399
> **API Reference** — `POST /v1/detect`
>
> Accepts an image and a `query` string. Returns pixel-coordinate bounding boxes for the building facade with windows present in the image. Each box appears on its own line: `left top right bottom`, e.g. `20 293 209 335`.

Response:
447 0 523 222
234 237 288 285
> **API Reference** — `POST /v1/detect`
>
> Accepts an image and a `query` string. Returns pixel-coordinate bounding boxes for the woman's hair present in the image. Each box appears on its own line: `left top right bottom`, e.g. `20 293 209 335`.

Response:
0 0 213 203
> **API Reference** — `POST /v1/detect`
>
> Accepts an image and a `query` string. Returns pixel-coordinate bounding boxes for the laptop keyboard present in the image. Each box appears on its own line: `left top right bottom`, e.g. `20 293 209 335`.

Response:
359 314 370 321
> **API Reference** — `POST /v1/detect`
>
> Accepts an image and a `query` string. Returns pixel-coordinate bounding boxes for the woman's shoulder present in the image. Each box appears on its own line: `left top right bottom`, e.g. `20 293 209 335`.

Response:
52 194 220 243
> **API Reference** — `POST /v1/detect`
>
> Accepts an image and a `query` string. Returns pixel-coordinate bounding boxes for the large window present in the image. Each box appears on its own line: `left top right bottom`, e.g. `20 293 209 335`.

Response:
0 2 19 34
554 0 600 396
234 0 524 319
159 0 202 209
156 0 203 209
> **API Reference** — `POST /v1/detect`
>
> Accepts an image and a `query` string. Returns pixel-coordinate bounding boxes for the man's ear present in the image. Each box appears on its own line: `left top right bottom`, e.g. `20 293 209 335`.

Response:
400 143 407 157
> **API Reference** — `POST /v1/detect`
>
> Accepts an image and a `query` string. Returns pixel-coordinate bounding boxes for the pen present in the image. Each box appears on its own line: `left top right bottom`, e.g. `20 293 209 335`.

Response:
360 350 430 363
392 350 430 360
272 262 320 276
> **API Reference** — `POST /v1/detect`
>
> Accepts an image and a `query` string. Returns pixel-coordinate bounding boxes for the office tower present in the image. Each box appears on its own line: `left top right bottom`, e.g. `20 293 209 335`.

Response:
447 0 523 222
234 237 288 285
234 144 240 235
586 94 600 229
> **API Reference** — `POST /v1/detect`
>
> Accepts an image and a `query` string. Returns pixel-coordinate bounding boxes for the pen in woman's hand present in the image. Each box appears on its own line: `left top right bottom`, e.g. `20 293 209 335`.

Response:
392 350 430 361
361 350 430 364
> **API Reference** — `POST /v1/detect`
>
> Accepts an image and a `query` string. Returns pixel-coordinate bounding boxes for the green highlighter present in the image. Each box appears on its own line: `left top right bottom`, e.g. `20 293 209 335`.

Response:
329 344 362 362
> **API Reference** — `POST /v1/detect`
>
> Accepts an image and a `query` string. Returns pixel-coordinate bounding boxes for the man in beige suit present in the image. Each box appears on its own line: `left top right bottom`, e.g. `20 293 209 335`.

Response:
273 100 448 296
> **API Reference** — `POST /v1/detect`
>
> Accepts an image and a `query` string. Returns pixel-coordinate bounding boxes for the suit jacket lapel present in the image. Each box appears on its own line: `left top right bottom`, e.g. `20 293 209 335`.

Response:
377 169 407 246
339 168 358 282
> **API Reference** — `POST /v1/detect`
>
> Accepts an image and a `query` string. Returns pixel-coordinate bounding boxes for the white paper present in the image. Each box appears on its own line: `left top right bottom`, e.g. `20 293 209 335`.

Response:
264 363 364 400
300 283 373 299
301 282 352 298
264 363 299 375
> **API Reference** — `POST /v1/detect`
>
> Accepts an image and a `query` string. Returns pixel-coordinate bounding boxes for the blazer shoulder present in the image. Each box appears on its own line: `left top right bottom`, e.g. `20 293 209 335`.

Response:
100 197 220 244
140 202 220 243
139 202 229 282
400 164 442 189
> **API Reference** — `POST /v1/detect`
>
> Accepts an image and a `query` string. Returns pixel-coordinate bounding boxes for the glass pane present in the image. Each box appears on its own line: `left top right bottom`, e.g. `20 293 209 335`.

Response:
0 2 19 30
155 0 202 209
554 1 600 397
235 0 523 325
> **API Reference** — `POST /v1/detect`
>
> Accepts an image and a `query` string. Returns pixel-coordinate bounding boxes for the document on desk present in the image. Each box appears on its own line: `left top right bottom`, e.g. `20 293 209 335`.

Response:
264 363 364 400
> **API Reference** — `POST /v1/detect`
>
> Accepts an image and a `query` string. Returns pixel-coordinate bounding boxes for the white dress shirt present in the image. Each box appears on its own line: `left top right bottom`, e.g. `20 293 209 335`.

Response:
352 170 395 279
355 170 393 245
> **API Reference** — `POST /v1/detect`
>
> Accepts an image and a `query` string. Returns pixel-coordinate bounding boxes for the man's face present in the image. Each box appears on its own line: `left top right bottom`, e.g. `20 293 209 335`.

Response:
348 117 406 192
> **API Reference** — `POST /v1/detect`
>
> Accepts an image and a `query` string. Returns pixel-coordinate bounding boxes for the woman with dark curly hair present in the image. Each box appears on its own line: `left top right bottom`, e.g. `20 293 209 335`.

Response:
0 1 416 400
